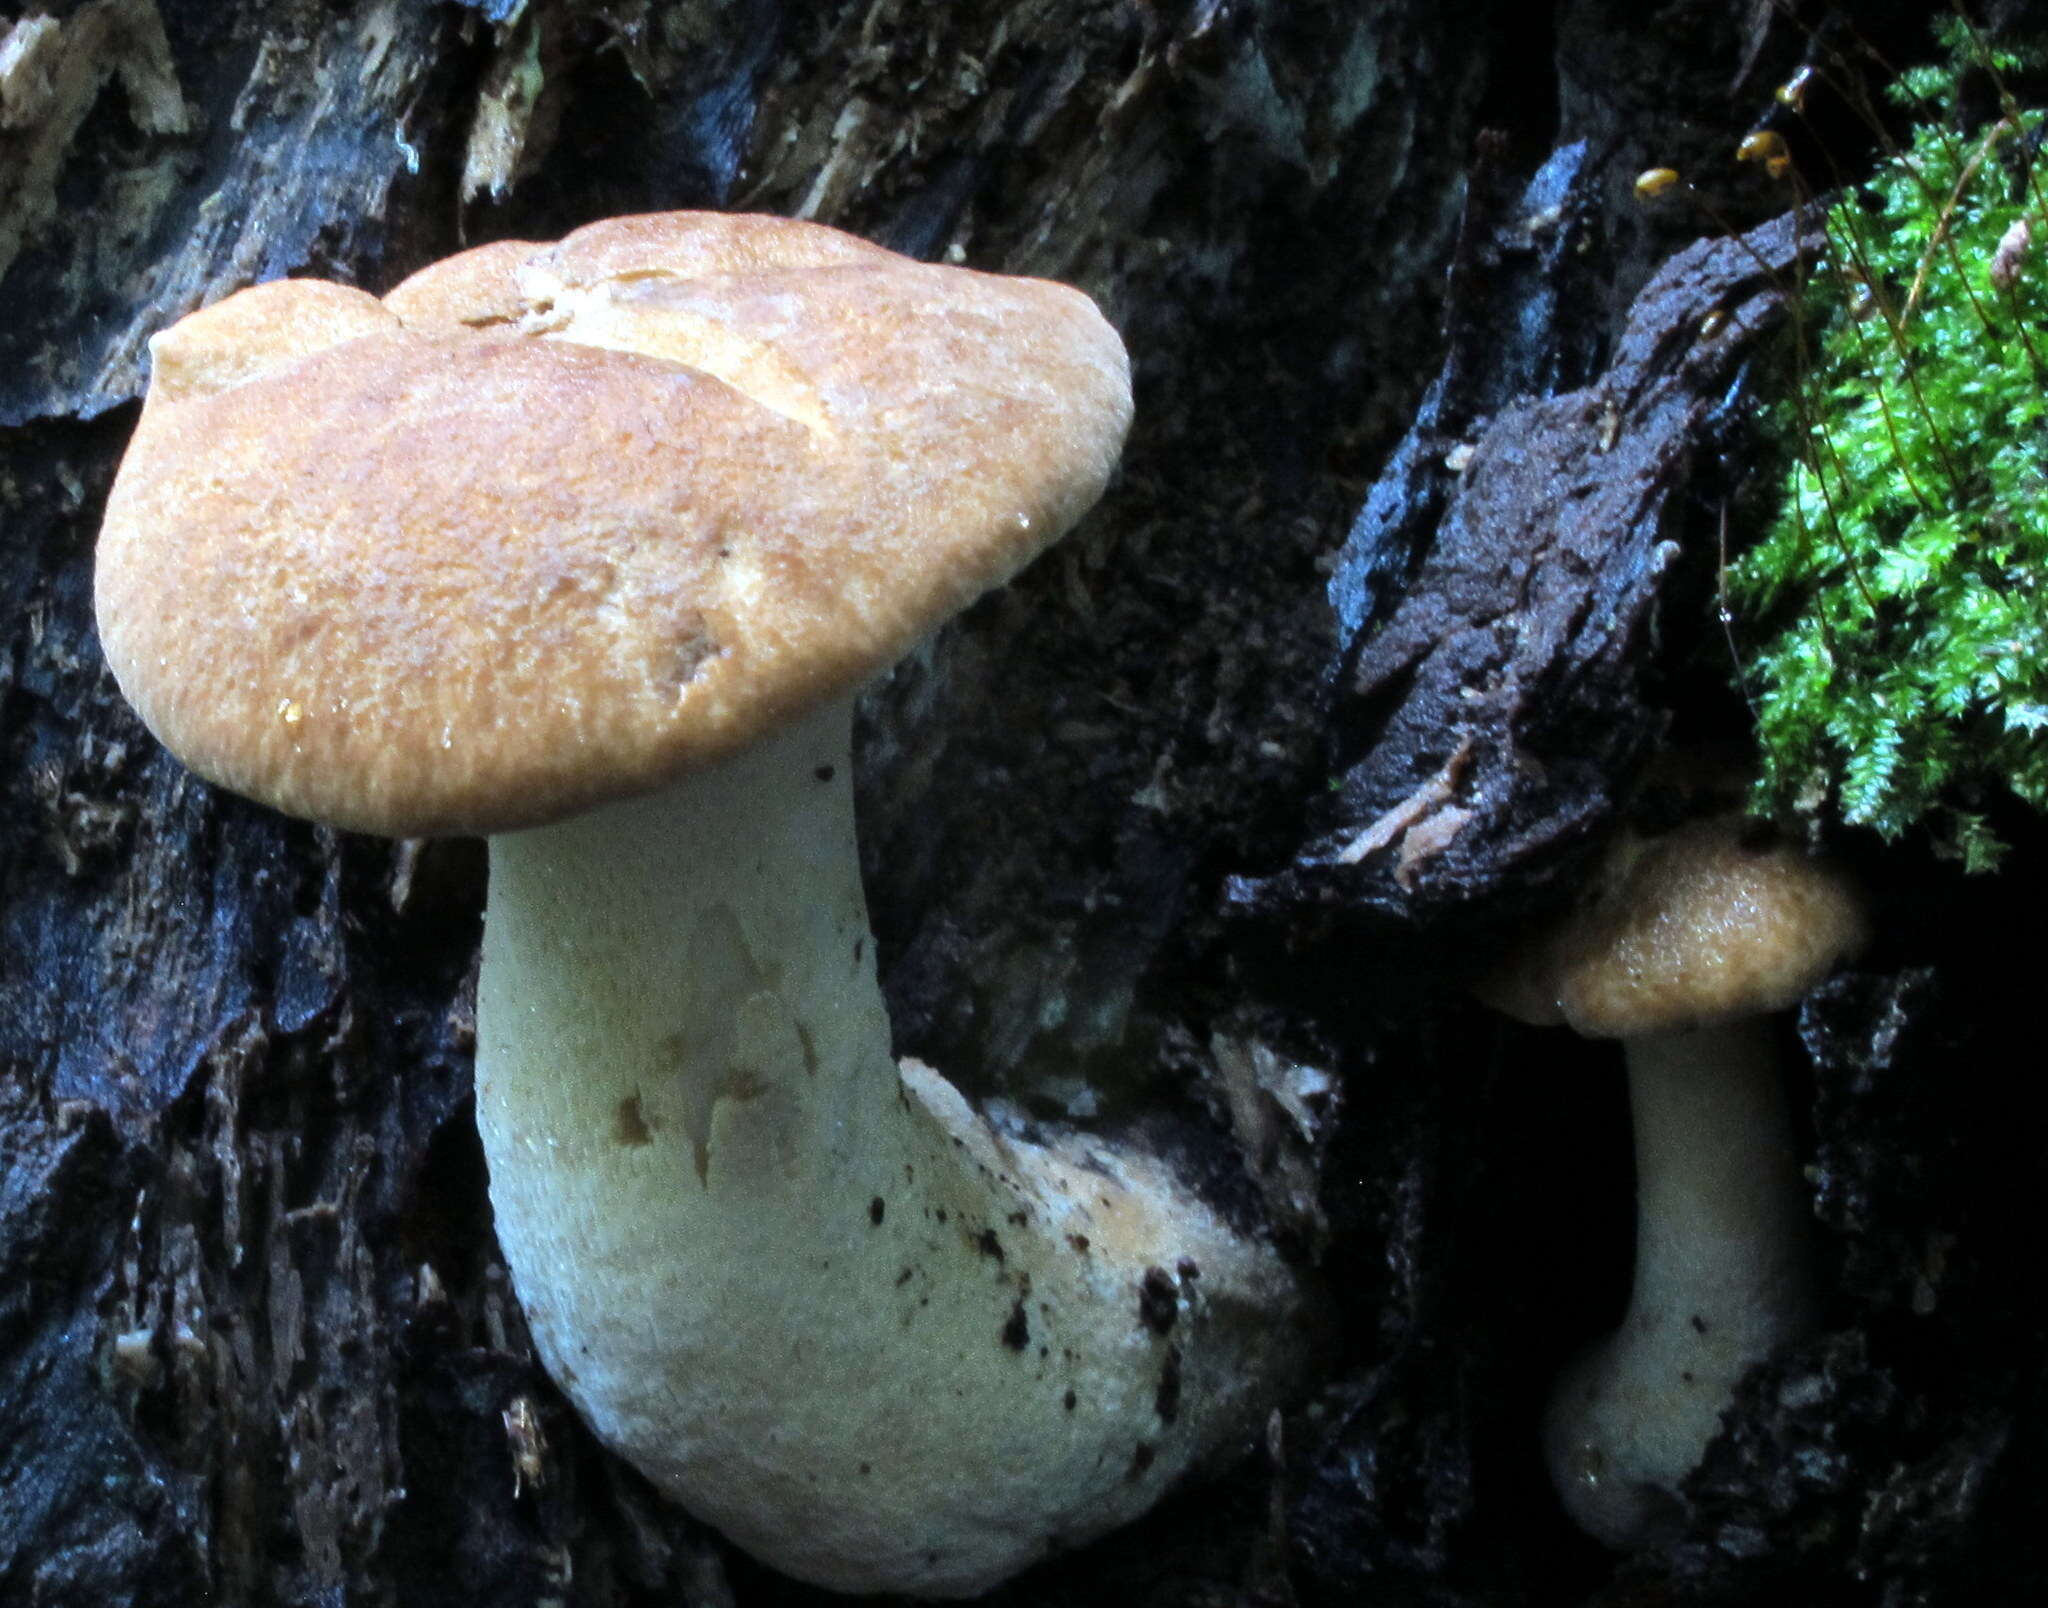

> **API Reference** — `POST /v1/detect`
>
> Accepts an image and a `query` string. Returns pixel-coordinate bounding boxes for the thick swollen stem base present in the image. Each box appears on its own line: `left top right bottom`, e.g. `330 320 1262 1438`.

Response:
1544 1018 1816 1548
474 697 1310 1595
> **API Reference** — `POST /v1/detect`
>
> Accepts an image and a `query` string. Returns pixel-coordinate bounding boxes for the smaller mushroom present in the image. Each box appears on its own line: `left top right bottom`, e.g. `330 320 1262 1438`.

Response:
1482 804 1867 1547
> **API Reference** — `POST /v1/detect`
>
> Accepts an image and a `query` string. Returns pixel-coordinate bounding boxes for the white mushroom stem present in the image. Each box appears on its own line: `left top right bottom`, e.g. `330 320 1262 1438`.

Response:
1543 1017 1817 1548
474 694 1308 1598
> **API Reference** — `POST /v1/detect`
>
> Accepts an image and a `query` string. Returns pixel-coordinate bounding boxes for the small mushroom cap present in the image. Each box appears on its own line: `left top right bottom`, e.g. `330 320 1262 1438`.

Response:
96 212 1132 836
1482 813 1869 1039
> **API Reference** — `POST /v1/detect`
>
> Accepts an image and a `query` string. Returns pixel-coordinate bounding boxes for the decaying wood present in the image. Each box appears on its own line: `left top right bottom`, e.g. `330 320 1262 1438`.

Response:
6 2 2048 1606
1239 204 1826 932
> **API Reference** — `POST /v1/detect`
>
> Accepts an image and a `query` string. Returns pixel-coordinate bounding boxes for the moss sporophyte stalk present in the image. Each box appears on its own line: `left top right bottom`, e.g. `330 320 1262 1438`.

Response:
1732 21 2048 872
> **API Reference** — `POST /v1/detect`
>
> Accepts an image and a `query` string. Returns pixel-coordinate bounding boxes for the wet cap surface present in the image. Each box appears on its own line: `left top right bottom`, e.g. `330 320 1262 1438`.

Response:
1486 814 1870 1039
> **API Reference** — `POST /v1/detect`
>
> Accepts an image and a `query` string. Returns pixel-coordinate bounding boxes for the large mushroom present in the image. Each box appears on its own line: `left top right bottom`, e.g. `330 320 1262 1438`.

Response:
1483 798 1867 1547
94 213 1315 1597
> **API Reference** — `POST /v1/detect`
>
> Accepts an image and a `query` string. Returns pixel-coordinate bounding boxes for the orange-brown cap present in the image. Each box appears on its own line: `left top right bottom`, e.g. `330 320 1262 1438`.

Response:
1480 813 1869 1039
95 213 1132 836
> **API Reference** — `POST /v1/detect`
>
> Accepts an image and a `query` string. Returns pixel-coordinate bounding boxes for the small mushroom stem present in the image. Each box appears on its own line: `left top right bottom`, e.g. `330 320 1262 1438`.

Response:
475 695 1308 1597
1544 1017 1817 1548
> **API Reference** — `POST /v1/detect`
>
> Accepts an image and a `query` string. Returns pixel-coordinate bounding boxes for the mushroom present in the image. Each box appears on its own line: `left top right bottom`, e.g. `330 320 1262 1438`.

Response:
1482 802 1866 1547
94 213 1315 1596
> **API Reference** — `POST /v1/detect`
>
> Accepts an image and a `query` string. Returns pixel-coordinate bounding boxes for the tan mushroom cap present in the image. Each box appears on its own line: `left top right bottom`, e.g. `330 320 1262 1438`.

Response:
96 212 1132 836
1482 813 1869 1039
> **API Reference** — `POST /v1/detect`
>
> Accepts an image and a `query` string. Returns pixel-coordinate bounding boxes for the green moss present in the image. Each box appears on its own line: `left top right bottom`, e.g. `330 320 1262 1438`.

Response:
1732 20 2048 872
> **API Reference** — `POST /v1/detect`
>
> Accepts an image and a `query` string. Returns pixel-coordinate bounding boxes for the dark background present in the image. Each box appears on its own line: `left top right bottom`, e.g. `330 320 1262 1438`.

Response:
4 2 2045 1604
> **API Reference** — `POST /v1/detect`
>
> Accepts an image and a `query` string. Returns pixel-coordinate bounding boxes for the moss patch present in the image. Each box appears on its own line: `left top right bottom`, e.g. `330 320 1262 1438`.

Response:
1734 19 2048 871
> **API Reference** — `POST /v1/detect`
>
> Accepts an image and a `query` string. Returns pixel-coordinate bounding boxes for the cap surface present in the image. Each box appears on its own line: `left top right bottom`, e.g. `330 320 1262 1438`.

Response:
96 212 1132 835
1485 813 1868 1039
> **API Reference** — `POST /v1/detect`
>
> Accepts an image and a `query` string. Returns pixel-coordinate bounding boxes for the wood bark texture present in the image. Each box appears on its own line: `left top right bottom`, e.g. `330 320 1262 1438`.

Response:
4 2 2045 1605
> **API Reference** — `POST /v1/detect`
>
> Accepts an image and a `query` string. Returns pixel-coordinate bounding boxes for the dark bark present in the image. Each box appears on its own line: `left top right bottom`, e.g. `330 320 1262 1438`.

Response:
5 2 2046 1606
